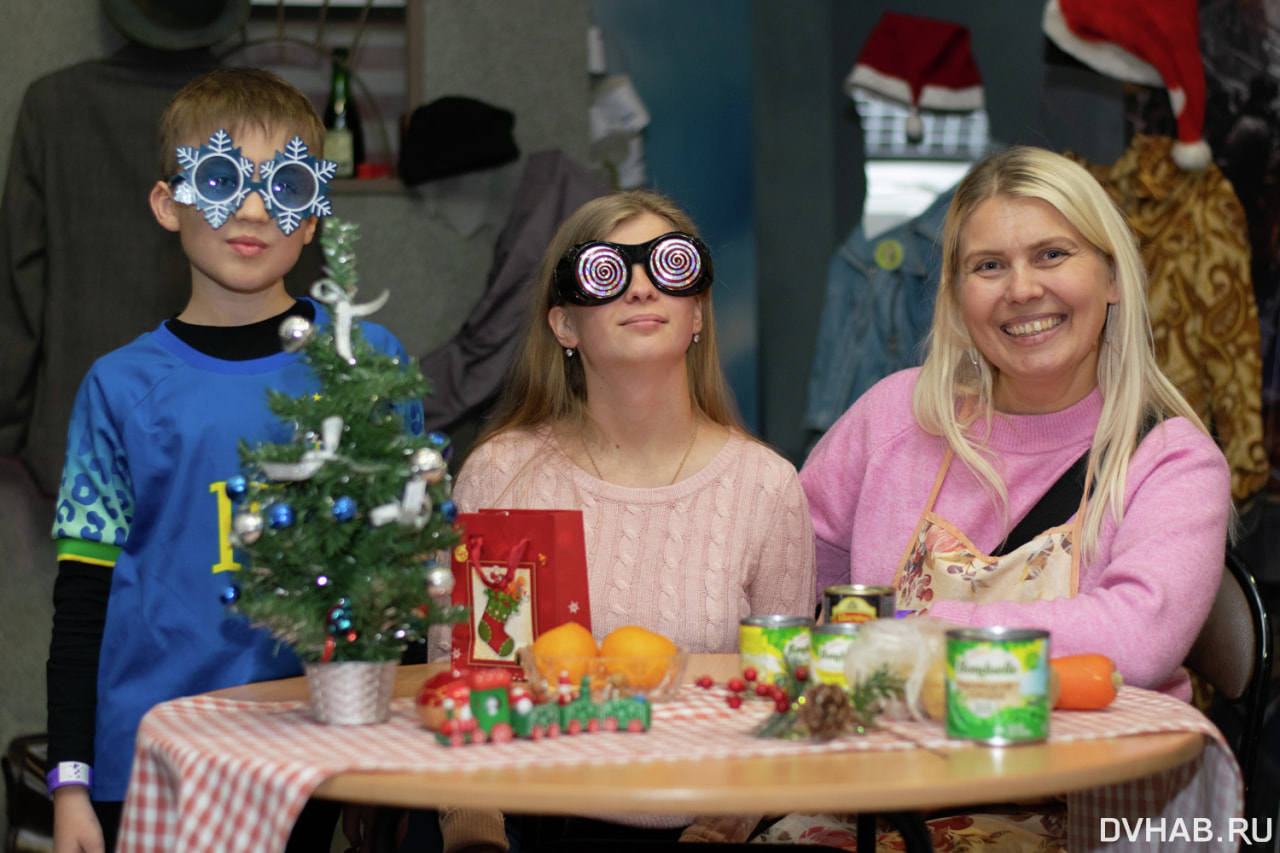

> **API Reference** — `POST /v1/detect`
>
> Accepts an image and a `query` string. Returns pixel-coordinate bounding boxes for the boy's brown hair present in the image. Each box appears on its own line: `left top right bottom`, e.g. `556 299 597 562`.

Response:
157 66 326 177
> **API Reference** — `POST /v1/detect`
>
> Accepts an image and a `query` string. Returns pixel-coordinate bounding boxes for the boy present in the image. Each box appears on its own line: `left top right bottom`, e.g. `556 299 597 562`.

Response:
46 67 418 852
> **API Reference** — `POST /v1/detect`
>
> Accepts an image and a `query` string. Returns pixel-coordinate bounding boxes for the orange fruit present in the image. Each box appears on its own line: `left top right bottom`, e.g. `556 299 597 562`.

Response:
600 625 678 689
530 622 599 685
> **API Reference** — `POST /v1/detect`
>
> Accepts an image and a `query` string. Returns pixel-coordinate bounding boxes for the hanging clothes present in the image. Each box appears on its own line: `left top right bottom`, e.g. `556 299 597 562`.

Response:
1071 134 1267 504
0 46 222 496
803 186 952 438
418 150 610 431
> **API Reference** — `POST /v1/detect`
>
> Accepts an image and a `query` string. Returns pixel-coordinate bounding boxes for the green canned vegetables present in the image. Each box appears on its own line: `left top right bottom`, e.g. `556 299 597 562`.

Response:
945 627 1050 744
740 615 812 694
809 623 860 687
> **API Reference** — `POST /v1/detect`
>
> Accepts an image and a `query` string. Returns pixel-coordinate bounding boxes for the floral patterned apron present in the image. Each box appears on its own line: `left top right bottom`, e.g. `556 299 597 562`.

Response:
892 448 1086 614
756 450 1086 851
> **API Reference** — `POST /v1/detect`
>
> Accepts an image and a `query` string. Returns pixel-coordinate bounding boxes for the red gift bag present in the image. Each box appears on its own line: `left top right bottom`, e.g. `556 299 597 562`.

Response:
449 509 592 670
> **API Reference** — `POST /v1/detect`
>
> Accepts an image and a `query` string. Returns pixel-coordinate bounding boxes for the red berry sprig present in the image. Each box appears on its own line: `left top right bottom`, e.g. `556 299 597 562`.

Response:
694 666 802 711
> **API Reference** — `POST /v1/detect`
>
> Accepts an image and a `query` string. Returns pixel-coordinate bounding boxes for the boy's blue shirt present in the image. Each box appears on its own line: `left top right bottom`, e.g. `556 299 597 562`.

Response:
52 297 423 800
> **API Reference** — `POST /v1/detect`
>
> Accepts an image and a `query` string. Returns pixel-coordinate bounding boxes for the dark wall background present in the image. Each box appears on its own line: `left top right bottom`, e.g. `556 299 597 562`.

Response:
592 1 759 429
590 0 1127 460
753 0 1125 464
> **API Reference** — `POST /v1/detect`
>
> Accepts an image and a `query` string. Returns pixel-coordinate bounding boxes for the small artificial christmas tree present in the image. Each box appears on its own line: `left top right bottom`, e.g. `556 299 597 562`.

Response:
224 219 466 664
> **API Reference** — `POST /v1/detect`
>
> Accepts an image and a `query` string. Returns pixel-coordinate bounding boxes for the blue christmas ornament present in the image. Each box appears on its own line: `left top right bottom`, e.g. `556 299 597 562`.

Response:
441 498 458 522
219 584 240 605
332 495 357 522
326 598 353 634
225 475 248 502
427 430 453 461
267 502 295 529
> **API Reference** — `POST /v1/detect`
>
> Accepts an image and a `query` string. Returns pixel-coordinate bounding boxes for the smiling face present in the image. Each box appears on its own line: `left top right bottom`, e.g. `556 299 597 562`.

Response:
548 211 703 369
151 124 317 317
957 195 1118 414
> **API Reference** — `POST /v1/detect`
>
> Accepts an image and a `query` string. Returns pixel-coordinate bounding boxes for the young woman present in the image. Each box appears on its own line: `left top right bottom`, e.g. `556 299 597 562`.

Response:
430 189 816 851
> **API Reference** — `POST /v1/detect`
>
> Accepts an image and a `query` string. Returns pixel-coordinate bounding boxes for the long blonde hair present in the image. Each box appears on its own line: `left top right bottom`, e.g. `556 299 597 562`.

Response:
467 189 744 461
914 146 1213 561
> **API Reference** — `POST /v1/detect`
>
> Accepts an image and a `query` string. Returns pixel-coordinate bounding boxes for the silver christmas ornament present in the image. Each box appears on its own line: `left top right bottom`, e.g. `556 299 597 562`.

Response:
232 511 264 545
411 447 447 483
425 565 454 597
279 315 316 353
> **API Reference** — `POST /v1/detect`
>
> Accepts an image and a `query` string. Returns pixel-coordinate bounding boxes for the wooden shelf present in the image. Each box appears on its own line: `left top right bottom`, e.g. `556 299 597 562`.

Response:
329 177 406 195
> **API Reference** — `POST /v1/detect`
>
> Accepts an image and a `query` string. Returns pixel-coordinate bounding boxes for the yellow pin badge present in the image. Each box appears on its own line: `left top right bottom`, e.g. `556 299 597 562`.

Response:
874 238 904 271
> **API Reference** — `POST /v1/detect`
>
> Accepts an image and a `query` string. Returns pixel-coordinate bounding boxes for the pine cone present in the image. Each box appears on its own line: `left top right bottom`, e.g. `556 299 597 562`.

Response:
799 683 855 740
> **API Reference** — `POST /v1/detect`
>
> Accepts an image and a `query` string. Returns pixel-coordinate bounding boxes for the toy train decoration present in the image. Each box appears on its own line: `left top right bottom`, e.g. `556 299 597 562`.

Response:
417 666 652 746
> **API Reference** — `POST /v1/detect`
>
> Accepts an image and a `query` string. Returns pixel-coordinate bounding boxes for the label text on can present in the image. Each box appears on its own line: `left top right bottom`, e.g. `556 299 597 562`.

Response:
740 616 812 692
823 585 894 625
810 623 859 687
945 628 1049 744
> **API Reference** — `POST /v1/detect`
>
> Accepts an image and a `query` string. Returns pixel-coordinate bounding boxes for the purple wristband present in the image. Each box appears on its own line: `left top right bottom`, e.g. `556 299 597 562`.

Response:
46 761 92 791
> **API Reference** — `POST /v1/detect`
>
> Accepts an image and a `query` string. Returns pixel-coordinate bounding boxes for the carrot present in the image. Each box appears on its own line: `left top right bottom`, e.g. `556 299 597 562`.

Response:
1051 654 1122 710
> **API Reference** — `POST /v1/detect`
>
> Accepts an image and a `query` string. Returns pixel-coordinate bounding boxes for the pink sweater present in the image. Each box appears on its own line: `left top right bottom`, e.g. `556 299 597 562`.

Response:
800 369 1231 700
445 426 817 658
439 427 814 837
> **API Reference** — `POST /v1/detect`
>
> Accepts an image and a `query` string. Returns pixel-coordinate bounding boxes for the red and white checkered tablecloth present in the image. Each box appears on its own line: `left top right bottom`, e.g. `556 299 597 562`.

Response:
116 684 1240 853
879 686 1243 853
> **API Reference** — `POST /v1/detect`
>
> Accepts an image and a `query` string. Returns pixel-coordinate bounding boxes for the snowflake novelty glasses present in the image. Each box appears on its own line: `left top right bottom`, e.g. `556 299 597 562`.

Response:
168 129 337 235
554 232 714 305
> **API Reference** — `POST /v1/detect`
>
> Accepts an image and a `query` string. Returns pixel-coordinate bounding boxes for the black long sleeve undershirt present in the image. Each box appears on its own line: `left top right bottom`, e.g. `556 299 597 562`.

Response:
45 299 314 770
47 560 110 766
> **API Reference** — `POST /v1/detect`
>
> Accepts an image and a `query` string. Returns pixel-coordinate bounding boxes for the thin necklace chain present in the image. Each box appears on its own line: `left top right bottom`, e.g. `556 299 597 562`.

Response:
581 422 699 486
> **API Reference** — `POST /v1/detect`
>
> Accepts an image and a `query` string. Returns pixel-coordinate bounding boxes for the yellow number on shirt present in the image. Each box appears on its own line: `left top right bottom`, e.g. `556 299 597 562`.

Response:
209 481 242 574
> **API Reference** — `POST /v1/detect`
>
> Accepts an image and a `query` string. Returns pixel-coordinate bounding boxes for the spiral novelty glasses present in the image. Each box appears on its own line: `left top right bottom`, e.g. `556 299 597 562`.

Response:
168 129 337 235
554 232 714 305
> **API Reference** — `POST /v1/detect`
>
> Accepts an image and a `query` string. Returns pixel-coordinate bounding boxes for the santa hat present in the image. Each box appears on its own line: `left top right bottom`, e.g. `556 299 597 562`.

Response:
1042 0 1210 170
845 12 984 145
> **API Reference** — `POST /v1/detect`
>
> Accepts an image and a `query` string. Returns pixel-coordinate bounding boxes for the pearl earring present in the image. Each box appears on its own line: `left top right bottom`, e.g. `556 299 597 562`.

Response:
693 333 700 344
968 350 979 367
565 347 574 358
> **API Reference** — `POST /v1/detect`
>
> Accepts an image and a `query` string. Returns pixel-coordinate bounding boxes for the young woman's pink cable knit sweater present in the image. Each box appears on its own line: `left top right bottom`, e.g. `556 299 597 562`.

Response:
800 369 1231 702
435 427 816 843
440 426 817 660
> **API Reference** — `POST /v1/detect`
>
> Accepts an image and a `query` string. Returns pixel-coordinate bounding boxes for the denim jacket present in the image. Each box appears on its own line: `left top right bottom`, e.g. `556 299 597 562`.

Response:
804 186 955 436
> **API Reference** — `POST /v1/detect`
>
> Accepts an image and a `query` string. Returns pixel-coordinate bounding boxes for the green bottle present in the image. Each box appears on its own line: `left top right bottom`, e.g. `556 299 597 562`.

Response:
323 47 365 178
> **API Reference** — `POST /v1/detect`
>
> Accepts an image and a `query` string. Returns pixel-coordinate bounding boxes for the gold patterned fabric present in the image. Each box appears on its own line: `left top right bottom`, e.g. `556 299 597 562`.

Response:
1072 134 1267 503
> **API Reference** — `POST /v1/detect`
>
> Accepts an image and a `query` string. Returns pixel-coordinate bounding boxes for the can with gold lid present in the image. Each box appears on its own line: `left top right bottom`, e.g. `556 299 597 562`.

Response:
822 585 895 625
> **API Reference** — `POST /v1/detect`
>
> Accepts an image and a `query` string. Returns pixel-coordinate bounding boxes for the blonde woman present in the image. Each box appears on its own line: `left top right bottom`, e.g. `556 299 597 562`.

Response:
802 146 1230 702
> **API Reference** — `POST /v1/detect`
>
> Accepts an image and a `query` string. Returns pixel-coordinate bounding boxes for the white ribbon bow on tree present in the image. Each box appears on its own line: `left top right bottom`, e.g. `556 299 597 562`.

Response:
369 477 430 528
259 415 344 481
311 279 391 364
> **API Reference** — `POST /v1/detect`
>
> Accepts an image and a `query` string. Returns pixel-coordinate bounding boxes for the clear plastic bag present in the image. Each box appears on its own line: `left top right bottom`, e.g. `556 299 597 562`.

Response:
842 617 951 720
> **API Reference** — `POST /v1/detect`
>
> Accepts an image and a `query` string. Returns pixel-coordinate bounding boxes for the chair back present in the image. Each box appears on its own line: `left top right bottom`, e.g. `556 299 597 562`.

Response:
1184 550 1272 805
